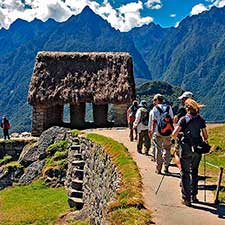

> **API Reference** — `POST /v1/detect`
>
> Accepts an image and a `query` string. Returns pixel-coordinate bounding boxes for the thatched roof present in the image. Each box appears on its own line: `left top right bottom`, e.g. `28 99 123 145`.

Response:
28 51 135 105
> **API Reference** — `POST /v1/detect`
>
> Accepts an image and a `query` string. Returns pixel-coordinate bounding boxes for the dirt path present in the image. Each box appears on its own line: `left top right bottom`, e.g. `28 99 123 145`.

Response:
87 128 225 225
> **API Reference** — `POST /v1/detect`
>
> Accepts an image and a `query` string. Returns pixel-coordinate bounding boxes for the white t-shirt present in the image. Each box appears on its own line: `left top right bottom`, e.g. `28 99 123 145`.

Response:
133 107 149 133
151 104 174 135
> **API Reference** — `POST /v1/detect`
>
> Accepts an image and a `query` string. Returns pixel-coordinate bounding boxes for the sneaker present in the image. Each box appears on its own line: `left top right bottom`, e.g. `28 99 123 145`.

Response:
192 195 199 203
181 199 192 207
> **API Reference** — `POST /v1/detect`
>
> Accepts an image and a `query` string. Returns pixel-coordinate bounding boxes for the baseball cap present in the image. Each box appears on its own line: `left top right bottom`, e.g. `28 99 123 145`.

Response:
139 100 147 107
178 91 193 100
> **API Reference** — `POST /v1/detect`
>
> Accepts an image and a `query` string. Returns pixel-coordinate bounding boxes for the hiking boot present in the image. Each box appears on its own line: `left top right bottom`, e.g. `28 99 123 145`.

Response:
192 195 199 203
137 149 142 154
164 167 169 173
181 199 192 207
155 169 161 174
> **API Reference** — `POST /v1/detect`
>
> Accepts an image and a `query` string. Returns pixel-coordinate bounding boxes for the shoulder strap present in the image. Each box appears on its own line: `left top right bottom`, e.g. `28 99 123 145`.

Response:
184 114 193 126
166 105 170 113
156 106 163 114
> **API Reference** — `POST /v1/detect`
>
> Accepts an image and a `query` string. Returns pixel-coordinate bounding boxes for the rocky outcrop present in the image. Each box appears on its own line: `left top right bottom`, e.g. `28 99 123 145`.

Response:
0 126 70 187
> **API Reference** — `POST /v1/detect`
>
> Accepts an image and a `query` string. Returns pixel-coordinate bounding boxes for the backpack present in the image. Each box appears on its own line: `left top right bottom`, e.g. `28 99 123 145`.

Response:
156 105 174 136
140 107 149 126
128 105 138 123
183 115 211 154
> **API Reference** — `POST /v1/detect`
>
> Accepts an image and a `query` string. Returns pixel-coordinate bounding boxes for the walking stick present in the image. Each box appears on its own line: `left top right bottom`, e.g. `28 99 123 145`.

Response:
155 173 166 195
203 154 206 202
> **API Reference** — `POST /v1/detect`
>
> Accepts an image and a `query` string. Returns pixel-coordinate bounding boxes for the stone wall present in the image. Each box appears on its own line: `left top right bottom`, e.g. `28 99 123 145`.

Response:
65 136 120 225
113 103 129 127
0 140 33 160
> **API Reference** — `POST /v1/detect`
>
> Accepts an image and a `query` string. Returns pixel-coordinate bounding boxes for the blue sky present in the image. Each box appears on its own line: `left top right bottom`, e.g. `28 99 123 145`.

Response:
0 0 224 31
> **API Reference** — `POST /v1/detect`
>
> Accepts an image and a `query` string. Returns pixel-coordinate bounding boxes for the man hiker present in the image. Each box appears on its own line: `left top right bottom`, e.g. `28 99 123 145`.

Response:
173 91 193 171
127 100 139 141
133 100 150 155
149 94 174 174
1 116 10 140
148 98 157 161
174 91 193 124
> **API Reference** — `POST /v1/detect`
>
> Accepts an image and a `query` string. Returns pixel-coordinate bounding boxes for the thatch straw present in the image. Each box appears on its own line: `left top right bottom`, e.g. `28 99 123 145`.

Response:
28 51 135 105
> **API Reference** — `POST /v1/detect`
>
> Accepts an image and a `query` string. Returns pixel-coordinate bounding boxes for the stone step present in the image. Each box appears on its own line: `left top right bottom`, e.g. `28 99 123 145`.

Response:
73 168 84 180
71 179 83 190
70 145 80 151
68 189 84 198
72 153 83 160
68 197 84 210
72 160 85 168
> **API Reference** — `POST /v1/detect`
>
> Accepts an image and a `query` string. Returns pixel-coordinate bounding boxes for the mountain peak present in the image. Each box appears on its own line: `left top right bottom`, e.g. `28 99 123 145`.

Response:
81 6 96 15
9 18 28 30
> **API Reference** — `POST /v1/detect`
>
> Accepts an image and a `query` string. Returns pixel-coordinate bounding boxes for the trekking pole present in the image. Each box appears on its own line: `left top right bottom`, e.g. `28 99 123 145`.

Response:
155 173 166 195
155 147 175 195
203 154 206 202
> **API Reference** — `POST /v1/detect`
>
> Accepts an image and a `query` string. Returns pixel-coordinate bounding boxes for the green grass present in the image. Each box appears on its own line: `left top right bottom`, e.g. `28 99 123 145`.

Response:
0 181 70 225
0 155 12 165
108 207 152 225
200 125 225 202
86 133 152 224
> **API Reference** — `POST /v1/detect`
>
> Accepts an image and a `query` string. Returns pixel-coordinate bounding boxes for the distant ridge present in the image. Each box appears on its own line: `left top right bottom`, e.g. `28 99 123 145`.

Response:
0 6 224 132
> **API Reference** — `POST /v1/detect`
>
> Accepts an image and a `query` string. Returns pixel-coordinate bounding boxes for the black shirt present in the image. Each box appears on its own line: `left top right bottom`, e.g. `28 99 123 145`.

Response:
178 114 206 145
176 106 187 120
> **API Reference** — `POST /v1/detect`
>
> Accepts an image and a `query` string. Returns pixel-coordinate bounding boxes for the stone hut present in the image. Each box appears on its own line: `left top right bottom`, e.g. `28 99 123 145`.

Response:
28 51 135 136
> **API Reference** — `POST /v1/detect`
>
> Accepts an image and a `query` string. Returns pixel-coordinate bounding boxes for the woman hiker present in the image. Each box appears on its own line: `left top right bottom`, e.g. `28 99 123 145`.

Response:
1 116 10 140
172 99 208 207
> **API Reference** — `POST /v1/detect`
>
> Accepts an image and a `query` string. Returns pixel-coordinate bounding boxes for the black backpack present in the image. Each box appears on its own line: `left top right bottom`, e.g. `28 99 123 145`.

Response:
140 107 149 126
156 105 174 136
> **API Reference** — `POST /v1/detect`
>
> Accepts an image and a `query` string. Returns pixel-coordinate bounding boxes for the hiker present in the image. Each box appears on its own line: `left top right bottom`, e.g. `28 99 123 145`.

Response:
149 94 174 174
1 116 10 140
127 100 139 141
172 99 208 207
133 100 150 155
173 91 193 171
174 91 193 124
148 98 157 161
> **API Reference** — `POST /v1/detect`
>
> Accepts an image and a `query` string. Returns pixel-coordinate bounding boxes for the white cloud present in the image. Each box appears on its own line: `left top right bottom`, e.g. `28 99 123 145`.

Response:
211 0 225 7
190 3 208 15
170 13 176 17
0 0 153 31
145 0 162 10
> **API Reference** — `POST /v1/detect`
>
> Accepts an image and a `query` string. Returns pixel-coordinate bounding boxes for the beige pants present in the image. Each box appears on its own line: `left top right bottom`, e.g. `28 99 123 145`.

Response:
153 135 172 172
137 130 150 154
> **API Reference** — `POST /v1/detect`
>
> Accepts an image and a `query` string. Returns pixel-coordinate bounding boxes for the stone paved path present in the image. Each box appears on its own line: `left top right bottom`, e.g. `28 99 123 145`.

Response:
87 128 225 225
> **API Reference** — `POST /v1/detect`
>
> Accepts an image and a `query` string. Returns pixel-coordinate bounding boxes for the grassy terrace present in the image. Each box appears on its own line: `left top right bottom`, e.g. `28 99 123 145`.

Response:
199 125 225 202
87 133 152 224
0 182 70 225
0 132 152 224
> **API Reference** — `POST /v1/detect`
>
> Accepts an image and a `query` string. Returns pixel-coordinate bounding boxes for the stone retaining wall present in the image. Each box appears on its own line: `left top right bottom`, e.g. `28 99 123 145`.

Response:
66 136 120 225
0 140 33 160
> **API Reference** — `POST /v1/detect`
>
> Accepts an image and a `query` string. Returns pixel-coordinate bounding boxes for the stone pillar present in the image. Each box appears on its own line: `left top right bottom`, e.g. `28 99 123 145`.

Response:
93 103 108 127
31 104 64 136
113 103 129 127
47 104 64 127
31 104 48 136
70 103 86 129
